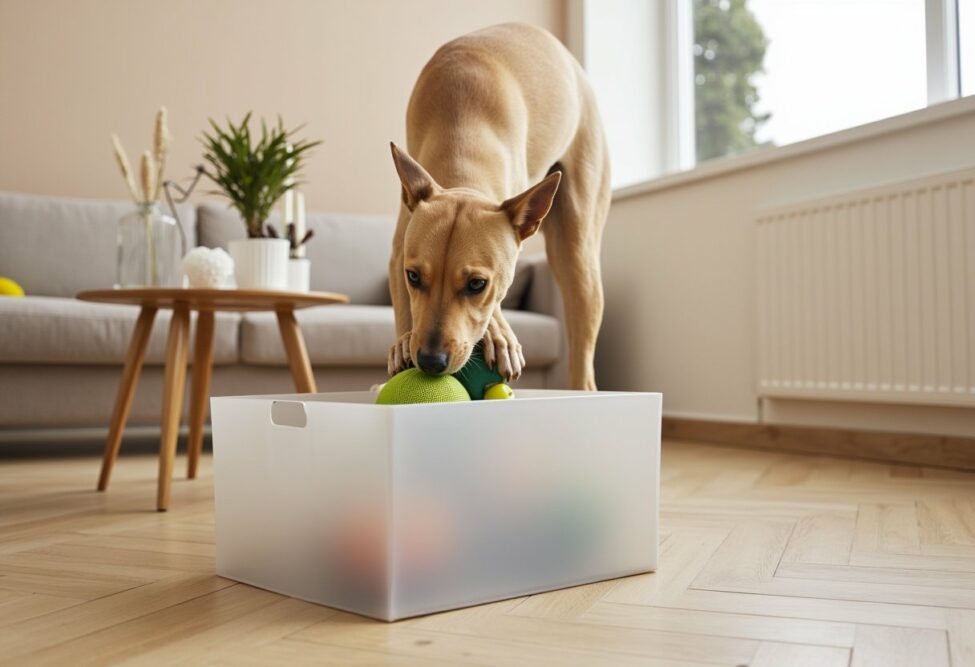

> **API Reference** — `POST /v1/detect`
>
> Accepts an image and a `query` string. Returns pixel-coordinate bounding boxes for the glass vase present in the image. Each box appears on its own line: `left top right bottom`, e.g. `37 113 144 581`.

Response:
115 202 182 288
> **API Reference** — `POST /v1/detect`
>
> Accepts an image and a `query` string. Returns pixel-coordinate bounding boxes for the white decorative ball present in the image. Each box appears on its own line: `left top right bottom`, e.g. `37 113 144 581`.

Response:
181 247 234 288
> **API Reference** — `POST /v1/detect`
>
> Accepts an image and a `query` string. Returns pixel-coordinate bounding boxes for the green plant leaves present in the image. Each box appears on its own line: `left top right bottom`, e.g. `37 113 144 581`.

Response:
200 113 322 238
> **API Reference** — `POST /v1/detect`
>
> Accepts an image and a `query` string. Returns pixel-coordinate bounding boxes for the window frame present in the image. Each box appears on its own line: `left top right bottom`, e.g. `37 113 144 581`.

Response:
926 0 961 103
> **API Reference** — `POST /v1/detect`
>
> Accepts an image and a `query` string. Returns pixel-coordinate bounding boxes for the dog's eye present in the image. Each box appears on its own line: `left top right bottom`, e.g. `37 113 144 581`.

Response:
467 277 488 294
405 269 421 287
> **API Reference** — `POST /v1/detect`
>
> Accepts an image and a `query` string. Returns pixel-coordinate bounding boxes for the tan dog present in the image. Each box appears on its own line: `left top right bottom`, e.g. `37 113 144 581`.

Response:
388 23 610 390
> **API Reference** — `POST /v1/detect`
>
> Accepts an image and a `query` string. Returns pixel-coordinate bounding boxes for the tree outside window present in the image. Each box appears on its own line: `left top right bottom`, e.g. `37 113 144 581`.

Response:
693 0 770 162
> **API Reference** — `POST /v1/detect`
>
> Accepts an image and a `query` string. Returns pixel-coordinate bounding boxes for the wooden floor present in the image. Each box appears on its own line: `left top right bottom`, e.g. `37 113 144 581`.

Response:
2 442 974 666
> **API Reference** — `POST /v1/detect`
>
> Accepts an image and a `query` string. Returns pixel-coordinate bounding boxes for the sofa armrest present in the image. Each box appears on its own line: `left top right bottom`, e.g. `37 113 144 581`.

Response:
522 254 557 318
521 254 568 388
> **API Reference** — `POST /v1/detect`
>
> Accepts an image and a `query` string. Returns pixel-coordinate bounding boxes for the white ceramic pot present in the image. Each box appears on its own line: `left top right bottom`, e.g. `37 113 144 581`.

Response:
228 238 290 290
287 258 311 292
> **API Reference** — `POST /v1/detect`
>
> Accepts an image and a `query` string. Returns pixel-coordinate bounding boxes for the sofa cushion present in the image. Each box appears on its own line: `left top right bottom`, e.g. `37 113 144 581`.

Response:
0 191 195 298
197 204 395 306
0 296 239 366
239 305 561 368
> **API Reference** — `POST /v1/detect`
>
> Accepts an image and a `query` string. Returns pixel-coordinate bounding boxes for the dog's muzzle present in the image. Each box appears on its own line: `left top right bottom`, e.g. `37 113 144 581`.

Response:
416 350 449 375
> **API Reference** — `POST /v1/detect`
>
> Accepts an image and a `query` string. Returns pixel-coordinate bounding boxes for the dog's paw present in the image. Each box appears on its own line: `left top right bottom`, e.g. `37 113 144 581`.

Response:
387 332 413 376
482 319 525 382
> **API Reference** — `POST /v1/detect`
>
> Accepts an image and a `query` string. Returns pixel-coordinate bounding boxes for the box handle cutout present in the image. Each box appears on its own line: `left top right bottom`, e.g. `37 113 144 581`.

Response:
270 401 307 428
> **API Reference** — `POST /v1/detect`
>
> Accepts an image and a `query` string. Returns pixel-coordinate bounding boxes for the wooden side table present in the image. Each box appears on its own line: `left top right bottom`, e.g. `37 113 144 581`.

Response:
76 288 348 510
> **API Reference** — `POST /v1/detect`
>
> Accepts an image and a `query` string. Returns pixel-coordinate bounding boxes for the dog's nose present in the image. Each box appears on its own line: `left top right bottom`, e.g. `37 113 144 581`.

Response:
416 350 449 375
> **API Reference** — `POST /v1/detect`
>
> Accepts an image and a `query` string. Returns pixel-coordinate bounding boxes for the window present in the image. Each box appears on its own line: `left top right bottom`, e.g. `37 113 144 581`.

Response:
694 0 928 162
576 0 973 188
693 0 927 161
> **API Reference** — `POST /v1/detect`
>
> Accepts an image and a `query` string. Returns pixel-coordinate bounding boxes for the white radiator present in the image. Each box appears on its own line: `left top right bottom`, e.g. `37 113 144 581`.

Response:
757 168 975 407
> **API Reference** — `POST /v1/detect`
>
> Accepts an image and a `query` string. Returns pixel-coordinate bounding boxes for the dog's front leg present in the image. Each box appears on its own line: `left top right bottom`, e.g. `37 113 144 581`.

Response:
387 331 412 376
387 269 413 375
482 308 524 381
387 210 414 375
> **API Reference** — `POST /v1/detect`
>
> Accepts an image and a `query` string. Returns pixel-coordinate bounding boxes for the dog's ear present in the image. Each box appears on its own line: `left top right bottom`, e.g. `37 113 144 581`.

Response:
390 142 438 212
500 171 562 241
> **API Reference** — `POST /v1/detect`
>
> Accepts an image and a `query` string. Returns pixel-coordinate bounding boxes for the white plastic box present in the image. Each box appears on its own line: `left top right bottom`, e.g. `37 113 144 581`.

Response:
210 389 661 621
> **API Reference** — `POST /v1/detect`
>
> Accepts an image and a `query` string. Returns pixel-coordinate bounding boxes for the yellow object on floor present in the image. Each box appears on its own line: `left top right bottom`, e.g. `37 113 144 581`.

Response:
0 276 24 297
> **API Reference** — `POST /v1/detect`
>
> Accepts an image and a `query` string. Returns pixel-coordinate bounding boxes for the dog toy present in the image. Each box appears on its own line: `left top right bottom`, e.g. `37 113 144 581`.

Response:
375 368 471 404
0 277 24 297
484 383 514 400
332 494 454 590
452 343 513 400
377 344 515 404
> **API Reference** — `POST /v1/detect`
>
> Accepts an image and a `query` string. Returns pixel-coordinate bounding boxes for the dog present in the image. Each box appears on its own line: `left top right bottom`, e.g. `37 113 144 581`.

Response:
387 22 610 390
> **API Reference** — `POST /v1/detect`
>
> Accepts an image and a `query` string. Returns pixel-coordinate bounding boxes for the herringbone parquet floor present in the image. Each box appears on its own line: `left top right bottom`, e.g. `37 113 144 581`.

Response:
1 441 974 666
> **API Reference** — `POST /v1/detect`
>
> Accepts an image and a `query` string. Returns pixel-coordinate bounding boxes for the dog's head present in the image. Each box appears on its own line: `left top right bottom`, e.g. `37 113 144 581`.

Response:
391 143 561 375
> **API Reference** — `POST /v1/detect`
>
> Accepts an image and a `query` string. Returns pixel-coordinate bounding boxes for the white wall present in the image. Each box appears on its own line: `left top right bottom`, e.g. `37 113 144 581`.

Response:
597 102 975 438
0 0 564 216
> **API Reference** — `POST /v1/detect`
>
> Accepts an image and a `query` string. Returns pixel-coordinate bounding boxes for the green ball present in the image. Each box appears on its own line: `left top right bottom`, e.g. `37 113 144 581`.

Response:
452 344 505 400
376 368 471 405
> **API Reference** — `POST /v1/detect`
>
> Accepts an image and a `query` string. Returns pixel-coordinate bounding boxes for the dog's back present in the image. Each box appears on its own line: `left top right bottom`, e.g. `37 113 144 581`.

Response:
405 23 586 200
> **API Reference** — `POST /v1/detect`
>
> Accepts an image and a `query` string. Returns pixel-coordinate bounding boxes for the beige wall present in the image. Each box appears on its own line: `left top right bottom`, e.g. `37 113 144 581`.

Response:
0 0 564 215
597 104 975 438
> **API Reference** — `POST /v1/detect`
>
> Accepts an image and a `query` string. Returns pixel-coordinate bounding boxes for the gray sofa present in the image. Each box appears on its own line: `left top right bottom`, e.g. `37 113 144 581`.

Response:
0 191 567 434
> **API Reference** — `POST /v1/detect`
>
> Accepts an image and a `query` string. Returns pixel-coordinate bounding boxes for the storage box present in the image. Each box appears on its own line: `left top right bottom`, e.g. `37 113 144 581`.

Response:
210 389 660 621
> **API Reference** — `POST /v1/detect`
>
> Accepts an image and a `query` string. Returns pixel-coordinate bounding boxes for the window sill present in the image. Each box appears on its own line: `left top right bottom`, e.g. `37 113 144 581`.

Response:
612 95 975 202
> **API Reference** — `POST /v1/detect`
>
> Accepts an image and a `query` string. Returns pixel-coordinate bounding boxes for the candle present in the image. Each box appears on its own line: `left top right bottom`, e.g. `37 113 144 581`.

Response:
283 190 294 225
295 191 306 258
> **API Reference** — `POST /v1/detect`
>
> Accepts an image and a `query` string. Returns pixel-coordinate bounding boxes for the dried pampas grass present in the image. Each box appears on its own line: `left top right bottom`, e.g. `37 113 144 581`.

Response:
111 106 170 204
152 107 169 200
111 134 140 202
140 151 156 204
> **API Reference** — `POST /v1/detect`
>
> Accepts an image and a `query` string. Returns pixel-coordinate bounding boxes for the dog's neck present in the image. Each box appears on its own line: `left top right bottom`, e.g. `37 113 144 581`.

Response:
415 141 527 203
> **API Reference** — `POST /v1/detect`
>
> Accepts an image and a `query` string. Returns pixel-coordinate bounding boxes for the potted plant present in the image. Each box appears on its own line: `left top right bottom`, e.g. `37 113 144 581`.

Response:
200 113 319 290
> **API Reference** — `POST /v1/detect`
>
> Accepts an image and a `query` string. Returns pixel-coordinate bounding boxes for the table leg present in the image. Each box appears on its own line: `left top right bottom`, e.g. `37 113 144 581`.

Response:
187 309 215 480
275 307 317 393
98 306 157 491
157 303 190 511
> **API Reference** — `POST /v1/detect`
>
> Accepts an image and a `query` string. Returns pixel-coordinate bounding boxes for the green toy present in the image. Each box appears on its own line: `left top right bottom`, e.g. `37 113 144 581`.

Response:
451 343 508 400
375 343 514 404
375 368 471 404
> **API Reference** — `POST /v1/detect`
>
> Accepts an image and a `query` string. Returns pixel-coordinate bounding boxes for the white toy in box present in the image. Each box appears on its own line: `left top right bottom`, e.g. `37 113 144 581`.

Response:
210 389 660 621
